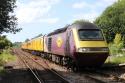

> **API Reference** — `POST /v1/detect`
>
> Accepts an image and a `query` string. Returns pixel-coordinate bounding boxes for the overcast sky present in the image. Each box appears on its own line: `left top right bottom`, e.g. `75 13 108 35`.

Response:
5 0 117 42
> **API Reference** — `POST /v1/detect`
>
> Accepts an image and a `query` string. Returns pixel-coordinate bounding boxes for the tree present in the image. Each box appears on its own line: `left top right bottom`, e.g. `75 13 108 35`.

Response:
0 0 21 34
0 35 12 49
25 39 30 42
108 33 124 55
13 42 22 48
94 0 125 42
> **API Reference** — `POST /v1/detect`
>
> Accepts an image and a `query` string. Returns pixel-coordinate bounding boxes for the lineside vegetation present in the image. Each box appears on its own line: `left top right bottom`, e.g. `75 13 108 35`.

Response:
0 49 16 74
94 0 125 64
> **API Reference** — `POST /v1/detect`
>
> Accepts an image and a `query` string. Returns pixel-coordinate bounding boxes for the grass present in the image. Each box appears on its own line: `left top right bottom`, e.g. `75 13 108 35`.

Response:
106 41 125 65
0 49 16 65
105 54 125 65
0 49 16 75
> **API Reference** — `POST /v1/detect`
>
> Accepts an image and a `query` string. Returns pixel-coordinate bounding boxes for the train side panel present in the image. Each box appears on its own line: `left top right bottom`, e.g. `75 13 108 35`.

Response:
47 32 66 56
27 41 31 50
21 43 27 50
36 37 43 51
31 37 44 52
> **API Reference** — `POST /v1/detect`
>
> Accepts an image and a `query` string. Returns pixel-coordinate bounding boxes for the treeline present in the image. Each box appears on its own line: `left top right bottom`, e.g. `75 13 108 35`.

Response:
95 0 125 55
13 42 22 48
95 0 125 43
0 35 12 53
0 0 21 52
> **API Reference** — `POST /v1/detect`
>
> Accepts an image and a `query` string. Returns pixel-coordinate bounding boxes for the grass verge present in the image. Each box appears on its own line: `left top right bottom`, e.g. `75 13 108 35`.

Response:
105 55 125 65
0 49 16 75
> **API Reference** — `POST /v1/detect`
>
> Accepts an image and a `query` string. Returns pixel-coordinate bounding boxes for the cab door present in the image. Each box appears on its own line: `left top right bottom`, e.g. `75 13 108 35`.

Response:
65 29 76 57
65 30 72 56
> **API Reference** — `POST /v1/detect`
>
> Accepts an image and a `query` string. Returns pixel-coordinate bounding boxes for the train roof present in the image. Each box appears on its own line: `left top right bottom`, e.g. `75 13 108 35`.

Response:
47 25 69 36
47 22 99 36
71 22 99 30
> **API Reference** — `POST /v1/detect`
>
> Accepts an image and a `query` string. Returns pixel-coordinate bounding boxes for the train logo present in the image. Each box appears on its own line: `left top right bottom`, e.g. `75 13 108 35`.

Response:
56 37 63 47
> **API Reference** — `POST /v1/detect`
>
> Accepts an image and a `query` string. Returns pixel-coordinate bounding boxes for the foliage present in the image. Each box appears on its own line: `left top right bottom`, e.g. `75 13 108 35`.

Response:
114 33 121 44
0 35 12 50
25 39 30 42
13 42 22 48
105 55 125 64
0 49 15 74
0 49 15 66
94 0 125 42
0 0 21 34
108 33 124 56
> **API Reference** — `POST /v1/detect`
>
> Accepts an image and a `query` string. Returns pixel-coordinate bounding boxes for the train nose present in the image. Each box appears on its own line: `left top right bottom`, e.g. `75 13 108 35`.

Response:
74 52 109 67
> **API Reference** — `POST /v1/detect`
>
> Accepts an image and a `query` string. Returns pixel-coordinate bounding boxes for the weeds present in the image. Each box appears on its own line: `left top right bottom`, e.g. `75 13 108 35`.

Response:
0 49 15 74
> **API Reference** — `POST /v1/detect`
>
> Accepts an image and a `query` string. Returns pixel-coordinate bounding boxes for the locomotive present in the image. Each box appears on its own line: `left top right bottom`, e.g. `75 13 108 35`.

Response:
21 22 109 71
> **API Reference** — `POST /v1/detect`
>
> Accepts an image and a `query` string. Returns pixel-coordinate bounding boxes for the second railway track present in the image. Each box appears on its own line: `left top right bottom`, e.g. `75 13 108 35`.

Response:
14 49 69 83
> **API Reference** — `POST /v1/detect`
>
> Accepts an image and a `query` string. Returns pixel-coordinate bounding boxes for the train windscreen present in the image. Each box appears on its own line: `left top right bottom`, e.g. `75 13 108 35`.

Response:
78 29 104 40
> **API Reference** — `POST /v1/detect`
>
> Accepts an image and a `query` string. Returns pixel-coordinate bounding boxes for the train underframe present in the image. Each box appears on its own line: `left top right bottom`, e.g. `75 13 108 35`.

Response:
23 49 109 71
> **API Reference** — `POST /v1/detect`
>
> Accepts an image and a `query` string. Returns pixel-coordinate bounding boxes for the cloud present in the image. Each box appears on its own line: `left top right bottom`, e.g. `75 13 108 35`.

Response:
39 18 59 24
101 0 117 4
73 11 99 22
94 0 117 9
72 2 90 9
72 0 117 9
72 0 117 22
16 0 60 24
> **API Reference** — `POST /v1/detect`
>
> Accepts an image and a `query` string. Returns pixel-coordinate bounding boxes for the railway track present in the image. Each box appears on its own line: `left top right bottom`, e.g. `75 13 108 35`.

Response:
18 49 110 83
14 49 43 83
14 49 69 83
12 48 125 83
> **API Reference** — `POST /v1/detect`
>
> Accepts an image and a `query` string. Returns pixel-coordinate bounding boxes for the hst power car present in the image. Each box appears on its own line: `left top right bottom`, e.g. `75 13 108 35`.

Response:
21 22 109 71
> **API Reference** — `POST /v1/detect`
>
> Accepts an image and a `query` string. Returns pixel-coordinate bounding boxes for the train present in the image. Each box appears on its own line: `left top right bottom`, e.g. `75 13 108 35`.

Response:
21 22 109 71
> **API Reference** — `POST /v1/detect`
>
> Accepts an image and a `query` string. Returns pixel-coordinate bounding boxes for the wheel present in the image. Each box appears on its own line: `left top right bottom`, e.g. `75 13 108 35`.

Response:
71 64 79 72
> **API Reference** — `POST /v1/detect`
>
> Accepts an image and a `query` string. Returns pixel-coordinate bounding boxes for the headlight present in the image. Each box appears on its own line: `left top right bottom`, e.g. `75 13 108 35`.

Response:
78 48 90 52
77 47 109 52
101 47 109 51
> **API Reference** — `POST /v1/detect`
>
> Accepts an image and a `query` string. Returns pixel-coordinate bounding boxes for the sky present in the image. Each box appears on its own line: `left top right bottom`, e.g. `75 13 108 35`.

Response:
5 0 117 43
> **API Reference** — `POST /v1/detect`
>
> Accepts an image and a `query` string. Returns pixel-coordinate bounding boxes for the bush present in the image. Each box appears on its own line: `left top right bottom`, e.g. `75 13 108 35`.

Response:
0 35 12 49
0 49 15 66
108 33 124 56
